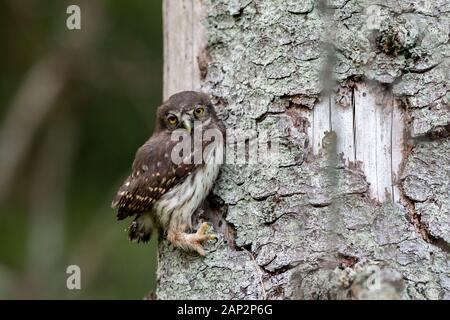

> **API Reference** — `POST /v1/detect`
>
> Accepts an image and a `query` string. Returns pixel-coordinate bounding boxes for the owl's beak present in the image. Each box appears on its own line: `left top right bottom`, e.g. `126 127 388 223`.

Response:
181 116 193 134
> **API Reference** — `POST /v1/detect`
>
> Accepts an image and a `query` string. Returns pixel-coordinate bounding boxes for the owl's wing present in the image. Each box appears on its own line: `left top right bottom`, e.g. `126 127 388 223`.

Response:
111 133 199 220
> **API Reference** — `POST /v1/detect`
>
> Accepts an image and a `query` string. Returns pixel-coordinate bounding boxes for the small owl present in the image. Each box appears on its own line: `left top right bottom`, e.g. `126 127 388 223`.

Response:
111 91 224 256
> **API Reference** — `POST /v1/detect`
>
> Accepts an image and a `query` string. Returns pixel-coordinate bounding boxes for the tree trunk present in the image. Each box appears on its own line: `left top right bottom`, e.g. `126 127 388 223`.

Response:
158 0 450 299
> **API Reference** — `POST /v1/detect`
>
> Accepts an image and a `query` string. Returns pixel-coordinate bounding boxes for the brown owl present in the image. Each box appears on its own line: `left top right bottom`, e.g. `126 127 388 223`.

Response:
111 91 224 256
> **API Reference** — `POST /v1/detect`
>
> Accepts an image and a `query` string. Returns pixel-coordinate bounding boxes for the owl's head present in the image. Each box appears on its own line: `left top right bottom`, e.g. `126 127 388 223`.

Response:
155 91 218 133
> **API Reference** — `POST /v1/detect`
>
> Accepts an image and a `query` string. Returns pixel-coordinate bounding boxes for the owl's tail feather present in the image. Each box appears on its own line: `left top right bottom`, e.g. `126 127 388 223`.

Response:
128 214 154 243
116 207 131 221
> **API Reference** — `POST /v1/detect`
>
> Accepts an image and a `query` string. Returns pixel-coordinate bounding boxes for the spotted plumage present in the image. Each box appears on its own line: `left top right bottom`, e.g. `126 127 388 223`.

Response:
112 91 224 255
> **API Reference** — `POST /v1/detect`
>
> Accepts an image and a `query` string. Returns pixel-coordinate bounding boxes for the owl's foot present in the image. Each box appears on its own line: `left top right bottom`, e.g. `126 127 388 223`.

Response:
168 222 216 256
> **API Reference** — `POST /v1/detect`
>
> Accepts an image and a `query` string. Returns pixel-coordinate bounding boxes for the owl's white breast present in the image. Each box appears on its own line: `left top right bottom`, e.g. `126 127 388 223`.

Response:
154 139 223 231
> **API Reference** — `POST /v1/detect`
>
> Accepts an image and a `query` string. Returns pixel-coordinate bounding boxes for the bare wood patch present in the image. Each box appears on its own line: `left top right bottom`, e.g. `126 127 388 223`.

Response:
312 95 331 154
311 83 406 203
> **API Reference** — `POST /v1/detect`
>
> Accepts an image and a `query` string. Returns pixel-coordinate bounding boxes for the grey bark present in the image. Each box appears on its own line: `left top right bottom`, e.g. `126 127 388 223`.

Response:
157 0 450 299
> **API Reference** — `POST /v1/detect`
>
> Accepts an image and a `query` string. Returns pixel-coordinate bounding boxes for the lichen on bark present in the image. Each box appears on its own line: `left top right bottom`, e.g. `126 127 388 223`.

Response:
157 0 449 300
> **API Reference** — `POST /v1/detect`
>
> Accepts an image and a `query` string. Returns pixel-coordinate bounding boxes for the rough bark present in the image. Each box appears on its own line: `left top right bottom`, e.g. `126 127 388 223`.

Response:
158 0 450 300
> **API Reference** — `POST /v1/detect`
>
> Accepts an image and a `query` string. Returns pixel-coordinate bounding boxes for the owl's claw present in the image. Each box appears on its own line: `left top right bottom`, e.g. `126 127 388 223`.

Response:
188 222 216 256
168 222 216 256
196 222 216 241
197 222 216 239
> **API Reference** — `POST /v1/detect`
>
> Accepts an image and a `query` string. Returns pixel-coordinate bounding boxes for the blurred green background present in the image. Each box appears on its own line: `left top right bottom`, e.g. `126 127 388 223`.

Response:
0 0 162 299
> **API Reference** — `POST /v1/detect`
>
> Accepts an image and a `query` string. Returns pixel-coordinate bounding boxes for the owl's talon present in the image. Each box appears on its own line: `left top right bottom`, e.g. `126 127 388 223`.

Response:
167 222 216 256
194 222 216 243
208 234 217 241
193 245 206 256
197 222 210 233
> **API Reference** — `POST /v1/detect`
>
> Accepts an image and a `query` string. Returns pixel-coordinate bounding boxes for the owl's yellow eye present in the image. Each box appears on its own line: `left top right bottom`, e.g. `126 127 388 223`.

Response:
194 106 205 117
167 115 178 125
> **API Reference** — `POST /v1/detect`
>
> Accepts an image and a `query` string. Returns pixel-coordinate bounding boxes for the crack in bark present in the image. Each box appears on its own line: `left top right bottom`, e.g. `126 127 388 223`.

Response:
243 247 267 300
407 62 441 74
262 263 298 277
401 188 450 253
409 124 450 143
